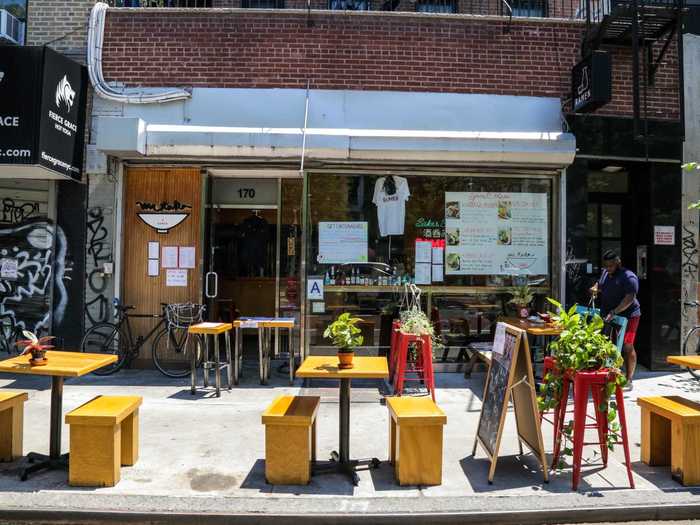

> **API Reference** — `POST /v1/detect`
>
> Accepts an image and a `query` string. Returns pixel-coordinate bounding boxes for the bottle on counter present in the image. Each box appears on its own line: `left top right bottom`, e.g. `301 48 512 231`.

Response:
330 266 336 285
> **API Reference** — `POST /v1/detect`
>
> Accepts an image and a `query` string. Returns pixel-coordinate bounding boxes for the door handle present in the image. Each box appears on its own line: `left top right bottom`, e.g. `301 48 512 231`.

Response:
205 271 218 298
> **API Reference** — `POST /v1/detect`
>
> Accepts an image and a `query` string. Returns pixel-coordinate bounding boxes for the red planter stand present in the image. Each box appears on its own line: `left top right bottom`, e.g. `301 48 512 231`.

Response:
393 332 435 401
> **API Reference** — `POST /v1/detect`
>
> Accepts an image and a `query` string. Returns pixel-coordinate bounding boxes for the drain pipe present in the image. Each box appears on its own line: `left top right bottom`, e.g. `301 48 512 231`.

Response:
87 2 191 104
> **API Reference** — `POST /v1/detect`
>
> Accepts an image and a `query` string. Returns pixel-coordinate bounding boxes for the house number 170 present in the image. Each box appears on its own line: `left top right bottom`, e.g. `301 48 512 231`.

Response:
237 188 256 199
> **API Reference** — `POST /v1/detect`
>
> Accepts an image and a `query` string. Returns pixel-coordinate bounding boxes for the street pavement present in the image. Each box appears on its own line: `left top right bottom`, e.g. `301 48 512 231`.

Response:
0 359 699 522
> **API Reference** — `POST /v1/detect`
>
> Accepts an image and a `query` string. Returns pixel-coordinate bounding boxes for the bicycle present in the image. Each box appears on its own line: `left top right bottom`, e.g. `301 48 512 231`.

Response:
80 301 204 377
681 301 700 379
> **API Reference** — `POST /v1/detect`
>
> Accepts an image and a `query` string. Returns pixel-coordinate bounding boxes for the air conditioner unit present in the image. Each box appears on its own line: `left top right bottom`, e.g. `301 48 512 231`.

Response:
0 9 25 45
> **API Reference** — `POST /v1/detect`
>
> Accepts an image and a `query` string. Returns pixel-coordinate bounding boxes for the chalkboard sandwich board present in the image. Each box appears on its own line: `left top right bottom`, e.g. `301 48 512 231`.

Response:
472 322 548 484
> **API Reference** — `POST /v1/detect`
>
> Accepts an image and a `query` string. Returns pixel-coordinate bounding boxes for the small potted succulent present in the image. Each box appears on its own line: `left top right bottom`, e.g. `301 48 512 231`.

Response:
324 313 364 369
507 284 535 318
16 331 54 366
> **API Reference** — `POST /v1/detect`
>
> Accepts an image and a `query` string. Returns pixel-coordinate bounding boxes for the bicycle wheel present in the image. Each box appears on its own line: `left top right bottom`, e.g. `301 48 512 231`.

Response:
80 322 129 375
152 328 202 378
682 325 700 379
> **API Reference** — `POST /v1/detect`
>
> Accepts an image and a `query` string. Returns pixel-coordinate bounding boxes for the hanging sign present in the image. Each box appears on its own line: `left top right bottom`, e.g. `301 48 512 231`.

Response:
0 46 88 180
136 200 192 234
473 323 548 484
572 51 612 113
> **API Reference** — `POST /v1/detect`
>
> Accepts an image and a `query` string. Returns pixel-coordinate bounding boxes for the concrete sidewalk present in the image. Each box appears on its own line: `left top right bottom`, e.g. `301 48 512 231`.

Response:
0 360 699 522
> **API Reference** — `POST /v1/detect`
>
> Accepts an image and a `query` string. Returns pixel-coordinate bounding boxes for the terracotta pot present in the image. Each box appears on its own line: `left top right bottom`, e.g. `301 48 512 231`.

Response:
29 349 48 366
337 351 354 369
516 305 530 318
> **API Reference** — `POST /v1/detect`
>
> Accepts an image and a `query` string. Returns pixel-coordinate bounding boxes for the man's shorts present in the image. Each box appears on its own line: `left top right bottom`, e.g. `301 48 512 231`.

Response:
624 316 640 346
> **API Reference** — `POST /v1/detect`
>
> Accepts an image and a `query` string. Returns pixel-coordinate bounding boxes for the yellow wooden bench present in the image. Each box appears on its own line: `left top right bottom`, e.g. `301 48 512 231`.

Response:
65 395 143 487
386 396 447 486
0 391 28 462
262 395 320 485
637 396 700 486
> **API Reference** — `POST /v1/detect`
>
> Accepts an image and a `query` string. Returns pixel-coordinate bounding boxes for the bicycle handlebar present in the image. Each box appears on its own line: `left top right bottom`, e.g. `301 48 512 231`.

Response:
684 301 700 308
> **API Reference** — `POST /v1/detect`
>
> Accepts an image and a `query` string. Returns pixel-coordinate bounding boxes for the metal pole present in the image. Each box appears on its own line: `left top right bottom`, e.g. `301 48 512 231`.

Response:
339 378 351 464
49 376 64 460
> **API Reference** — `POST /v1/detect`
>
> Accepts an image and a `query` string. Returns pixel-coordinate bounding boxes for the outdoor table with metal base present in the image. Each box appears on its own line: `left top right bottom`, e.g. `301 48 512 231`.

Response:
296 356 389 485
188 322 233 397
233 318 296 385
0 351 117 480
667 355 700 369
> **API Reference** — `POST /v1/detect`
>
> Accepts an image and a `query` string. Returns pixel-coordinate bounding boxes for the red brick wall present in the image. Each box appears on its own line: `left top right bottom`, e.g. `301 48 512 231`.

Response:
101 10 680 120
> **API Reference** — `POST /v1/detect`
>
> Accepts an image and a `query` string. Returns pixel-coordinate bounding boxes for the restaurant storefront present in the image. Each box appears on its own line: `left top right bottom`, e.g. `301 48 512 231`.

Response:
93 88 573 368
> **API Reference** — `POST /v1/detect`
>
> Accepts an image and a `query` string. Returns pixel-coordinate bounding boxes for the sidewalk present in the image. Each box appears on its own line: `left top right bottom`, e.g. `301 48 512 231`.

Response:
0 361 699 522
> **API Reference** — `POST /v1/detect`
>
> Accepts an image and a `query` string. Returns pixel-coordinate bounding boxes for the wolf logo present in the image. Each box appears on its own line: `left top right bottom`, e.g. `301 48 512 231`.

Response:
55 75 75 112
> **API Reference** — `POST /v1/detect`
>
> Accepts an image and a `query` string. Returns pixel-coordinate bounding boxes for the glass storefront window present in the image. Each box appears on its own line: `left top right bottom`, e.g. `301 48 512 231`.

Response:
304 173 555 358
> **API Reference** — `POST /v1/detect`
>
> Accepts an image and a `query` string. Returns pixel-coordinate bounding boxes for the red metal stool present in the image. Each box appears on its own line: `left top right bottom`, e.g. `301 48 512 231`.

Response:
540 356 573 452
552 370 634 490
393 332 435 401
389 320 401 383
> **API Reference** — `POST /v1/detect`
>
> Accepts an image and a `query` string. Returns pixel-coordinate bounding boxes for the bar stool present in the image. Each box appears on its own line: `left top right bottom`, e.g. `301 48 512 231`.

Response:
187 322 233 397
540 356 573 452
552 369 634 490
393 332 435 401
389 320 401 382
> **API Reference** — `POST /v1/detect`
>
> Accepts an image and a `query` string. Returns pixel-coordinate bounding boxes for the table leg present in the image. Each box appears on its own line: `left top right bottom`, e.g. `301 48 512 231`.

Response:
225 331 233 389
234 327 240 385
339 378 351 463
191 336 197 395
20 376 68 481
203 335 210 388
258 328 265 384
288 327 295 385
214 334 221 397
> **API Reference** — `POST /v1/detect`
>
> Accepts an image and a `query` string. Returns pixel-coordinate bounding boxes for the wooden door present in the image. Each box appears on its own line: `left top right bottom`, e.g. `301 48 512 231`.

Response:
122 167 203 364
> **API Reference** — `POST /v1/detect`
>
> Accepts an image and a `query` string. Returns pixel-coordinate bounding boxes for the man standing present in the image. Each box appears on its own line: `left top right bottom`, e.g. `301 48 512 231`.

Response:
592 250 641 388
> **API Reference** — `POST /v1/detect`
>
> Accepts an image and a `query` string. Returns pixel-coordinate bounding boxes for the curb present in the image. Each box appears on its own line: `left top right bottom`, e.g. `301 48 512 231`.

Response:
3 502 700 525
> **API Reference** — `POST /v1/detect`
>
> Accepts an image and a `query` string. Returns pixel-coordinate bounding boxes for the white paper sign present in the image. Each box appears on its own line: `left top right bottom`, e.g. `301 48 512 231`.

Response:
654 226 675 246
307 277 324 300
166 269 187 287
148 241 159 259
432 246 444 265
179 246 196 268
492 322 507 356
162 247 178 268
432 264 444 282
147 259 159 277
0 258 18 279
415 241 432 264
415 262 432 285
445 192 548 276
317 222 368 264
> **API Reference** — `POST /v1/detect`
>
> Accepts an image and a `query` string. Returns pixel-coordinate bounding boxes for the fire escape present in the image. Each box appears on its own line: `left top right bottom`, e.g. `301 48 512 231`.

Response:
581 0 686 140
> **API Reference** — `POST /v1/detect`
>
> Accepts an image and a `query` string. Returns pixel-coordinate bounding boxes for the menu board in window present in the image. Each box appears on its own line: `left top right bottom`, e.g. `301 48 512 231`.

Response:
444 192 548 276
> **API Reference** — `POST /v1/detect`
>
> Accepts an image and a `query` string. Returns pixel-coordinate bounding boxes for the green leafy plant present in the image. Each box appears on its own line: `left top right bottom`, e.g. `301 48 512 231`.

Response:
507 285 534 306
323 313 363 352
399 307 434 337
537 299 626 467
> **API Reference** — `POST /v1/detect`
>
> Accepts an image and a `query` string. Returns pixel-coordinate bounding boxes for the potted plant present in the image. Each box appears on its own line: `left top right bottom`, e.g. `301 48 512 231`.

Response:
398 306 438 361
324 313 364 369
538 299 626 466
507 284 535 318
16 331 55 366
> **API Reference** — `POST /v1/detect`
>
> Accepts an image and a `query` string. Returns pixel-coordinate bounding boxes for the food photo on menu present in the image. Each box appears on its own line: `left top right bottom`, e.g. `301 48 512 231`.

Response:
497 227 512 246
445 201 460 219
446 228 460 246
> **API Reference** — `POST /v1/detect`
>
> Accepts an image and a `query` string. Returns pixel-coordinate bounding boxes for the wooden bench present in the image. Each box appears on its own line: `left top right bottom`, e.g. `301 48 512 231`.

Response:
262 395 320 485
65 395 143 487
386 396 447 486
637 396 700 486
0 391 28 462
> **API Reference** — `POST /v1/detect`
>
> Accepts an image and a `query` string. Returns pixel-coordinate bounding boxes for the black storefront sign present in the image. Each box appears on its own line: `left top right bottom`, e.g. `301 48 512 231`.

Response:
572 51 612 113
0 46 87 180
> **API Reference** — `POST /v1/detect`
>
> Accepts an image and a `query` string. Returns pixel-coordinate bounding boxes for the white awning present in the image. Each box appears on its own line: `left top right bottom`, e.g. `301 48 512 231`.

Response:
94 88 575 167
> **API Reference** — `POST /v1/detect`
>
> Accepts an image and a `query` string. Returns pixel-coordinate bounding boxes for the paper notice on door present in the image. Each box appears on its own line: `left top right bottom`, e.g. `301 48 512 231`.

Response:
148 241 159 259
492 322 506 356
415 240 432 264
162 246 178 268
432 246 444 265
166 269 187 287
147 259 159 277
179 246 196 269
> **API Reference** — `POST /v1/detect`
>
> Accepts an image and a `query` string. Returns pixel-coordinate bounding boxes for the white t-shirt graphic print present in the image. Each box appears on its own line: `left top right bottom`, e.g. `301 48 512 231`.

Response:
372 176 410 237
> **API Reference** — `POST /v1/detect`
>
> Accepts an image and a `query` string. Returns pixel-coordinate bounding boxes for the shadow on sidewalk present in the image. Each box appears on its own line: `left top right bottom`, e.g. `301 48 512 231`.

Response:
240 459 354 496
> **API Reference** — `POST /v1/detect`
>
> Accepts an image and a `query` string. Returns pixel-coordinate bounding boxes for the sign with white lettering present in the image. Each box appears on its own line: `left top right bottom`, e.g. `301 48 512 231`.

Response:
0 46 87 180
572 51 611 113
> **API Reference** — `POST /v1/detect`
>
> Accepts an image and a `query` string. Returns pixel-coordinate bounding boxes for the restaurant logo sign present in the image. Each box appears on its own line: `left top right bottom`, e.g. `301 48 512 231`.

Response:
136 200 192 234
572 51 611 113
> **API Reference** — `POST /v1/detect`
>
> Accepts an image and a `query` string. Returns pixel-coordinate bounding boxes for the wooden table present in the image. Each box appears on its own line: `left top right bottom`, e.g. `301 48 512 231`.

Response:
233 318 296 385
296 355 389 485
0 351 117 480
667 355 700 369
499 317 562 337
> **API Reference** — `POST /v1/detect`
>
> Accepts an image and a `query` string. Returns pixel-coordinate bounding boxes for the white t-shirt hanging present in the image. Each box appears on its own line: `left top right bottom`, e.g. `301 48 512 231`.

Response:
372 176 410 237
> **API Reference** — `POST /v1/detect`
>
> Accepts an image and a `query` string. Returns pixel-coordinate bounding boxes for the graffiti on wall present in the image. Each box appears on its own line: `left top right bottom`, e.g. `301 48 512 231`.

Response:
0 220 71 344
681 224 699 320
85 206 112 326
1 198 39 225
